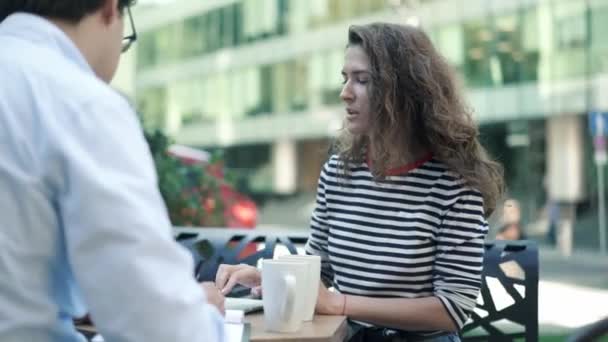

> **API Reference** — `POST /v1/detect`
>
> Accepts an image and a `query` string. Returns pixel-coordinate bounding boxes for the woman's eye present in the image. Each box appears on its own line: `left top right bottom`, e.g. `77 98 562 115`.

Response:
358 78 369 84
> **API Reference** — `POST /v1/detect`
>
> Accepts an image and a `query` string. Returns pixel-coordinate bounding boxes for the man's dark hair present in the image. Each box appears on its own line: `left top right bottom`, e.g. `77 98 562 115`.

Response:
1 0 136 23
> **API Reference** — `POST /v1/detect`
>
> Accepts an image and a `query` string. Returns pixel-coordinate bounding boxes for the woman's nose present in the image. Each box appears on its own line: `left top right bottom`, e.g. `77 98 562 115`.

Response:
340 82 354 102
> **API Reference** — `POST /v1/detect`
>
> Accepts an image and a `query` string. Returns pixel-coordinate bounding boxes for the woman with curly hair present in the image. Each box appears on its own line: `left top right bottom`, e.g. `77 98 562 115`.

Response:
306 22 503 341
216 22 503 342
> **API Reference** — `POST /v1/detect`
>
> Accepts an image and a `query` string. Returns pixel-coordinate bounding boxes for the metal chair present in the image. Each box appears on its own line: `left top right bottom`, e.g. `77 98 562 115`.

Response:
174 227 307 280
461 240 539 341
174 228 540 340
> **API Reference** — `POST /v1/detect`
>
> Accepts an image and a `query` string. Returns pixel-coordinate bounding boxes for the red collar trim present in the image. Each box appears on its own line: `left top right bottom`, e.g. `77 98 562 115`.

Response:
367 152 433 176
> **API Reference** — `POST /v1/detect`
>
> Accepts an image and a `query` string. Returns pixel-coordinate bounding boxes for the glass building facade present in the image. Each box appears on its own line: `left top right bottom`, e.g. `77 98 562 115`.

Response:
137 0 608 127
132 0 608 250
137 0 388 70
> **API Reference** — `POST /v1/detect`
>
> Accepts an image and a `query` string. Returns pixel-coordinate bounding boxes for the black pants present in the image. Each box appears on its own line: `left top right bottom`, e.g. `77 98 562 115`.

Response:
347 324 457 342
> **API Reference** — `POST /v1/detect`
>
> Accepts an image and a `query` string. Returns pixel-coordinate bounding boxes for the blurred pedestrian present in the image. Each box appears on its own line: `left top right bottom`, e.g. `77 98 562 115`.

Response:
496 199 526 240
218 22 504 342
0 1 224 341
546 200 560 245
502 199 522 225
496 223 525 240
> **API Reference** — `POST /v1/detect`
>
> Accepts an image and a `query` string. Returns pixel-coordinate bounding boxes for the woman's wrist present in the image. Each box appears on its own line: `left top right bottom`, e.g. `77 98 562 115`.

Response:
332 293 347 316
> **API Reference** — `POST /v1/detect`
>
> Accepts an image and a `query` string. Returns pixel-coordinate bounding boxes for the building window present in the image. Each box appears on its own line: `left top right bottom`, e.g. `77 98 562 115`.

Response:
493 13 522 85
463 18 493 87
591 2 608 73
138 87 167 130
551 0 588 80
520 7 540 82
434 24 464 74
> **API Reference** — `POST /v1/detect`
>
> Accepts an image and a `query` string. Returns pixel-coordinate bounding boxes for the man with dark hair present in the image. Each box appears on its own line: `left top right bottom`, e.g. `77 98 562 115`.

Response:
0 0 135 22
0 1 225 341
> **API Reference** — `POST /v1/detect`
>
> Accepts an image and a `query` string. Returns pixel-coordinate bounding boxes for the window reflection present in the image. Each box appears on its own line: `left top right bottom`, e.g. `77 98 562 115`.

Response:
520 7 540 82
138 48 347 125
493 13 521 84
591 2 608 73
552 0 587 80
137 0 388 70
136 0 608 130
463 19 493 87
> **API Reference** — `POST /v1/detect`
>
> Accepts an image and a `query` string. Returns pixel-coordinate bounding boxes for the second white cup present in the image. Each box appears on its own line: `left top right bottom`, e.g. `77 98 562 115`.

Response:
261 259 308 333
278 254 321 321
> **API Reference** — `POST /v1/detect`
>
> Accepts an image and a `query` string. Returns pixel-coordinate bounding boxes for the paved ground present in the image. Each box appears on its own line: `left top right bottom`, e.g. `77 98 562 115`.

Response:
538 280 608 333
537 248 608 334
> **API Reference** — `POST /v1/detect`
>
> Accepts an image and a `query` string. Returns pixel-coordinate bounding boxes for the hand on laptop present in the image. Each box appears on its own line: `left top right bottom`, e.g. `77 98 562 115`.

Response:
215 264 261 296
201 282 225 315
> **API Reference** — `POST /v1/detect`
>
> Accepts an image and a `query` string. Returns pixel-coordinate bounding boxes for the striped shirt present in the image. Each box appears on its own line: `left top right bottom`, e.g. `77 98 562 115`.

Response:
305 155 487 333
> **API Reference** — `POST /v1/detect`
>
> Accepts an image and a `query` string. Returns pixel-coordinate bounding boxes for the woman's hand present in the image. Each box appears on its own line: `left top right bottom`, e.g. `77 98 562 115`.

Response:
215 263 261 295
201 282 225 315
315 283 346 315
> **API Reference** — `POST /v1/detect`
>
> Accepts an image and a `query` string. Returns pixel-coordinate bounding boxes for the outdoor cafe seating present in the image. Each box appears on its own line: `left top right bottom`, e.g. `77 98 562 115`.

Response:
175 227 540 342
77 227 540 341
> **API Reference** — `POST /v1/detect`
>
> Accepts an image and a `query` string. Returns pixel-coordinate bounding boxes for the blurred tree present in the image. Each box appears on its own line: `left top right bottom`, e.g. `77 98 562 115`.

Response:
143 129 226 227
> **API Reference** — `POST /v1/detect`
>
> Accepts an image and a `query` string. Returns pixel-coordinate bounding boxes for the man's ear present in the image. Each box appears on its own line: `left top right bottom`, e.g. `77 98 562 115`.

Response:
99 0 121 26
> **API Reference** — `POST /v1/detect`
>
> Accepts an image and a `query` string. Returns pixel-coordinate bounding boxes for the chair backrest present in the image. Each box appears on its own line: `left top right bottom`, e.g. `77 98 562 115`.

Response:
174 227 308 283
461 240 539 342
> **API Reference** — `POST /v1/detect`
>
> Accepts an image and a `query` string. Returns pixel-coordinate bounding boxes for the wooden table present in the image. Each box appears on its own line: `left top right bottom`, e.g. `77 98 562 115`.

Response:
246 313 348 342
76 313 348 342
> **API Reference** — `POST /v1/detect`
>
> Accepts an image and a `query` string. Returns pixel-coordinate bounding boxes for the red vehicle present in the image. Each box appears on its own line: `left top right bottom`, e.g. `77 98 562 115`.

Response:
168 145 257 229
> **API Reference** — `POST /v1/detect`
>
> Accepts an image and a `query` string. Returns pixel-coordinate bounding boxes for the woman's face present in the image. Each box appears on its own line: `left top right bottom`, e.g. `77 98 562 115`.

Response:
340 45 372 136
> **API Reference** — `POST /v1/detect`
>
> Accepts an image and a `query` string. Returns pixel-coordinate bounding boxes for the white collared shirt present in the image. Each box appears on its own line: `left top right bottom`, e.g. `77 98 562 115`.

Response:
0 13 224 342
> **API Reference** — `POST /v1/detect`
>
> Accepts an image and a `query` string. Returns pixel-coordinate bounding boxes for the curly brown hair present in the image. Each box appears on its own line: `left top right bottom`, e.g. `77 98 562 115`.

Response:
334 23 504 216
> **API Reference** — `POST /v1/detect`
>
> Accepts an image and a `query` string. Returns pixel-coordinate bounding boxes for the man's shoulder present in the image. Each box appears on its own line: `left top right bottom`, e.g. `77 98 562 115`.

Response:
36 58 118 107
0 39 122 110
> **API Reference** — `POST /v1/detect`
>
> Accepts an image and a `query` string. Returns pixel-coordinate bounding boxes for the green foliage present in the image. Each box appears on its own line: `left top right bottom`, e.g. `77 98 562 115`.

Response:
144 129 226 227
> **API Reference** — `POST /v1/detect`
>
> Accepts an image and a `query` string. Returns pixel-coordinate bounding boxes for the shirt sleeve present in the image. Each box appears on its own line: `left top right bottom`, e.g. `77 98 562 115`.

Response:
305 161 334 287
433 190 487 330
52 95 224 342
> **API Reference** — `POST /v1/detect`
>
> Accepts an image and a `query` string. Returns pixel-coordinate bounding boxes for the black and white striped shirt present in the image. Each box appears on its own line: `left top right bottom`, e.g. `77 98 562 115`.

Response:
305 155 487 333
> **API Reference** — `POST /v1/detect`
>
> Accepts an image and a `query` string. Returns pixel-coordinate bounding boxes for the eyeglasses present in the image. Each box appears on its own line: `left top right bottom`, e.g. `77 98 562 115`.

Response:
122 6 137 53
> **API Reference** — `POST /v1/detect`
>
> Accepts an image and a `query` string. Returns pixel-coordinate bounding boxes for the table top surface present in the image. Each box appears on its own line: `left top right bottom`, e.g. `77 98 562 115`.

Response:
76 313 348 342
246 313 348 342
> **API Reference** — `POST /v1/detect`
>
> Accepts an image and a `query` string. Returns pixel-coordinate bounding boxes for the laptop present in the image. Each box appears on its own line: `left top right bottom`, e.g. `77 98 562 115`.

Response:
225 297 263 314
